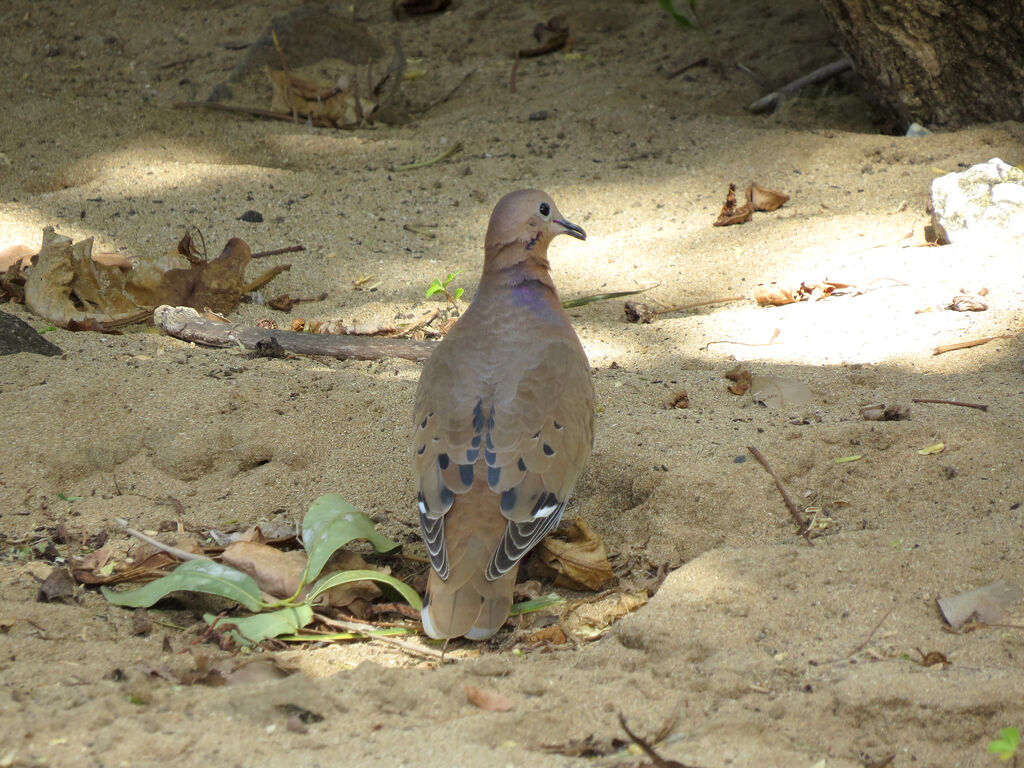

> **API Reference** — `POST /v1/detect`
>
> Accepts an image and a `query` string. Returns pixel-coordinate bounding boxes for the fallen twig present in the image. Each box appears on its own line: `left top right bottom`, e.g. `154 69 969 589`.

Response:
932 334 1015 356
509 52 520 92
748 56 853 113
701 328 781 351
393 142 463 172
411 68 477 114
115 518 208 562
912 398 989 411
626 295 744 322
252 245 306 259
403 223 438 238
618 712 701 768
154 305 435 362
847 607 893 657
746 446 812 544
174 101 336 128
316 614 450 661
666 56 709 79
393 308 440 338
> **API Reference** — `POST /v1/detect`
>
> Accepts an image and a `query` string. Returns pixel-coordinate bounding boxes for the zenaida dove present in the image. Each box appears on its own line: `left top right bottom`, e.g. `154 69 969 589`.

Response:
412 188 594 639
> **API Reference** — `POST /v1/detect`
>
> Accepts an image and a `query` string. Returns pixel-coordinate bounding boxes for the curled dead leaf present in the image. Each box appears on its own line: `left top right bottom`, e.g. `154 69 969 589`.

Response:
0 244 36 271
724 364 751 395
714 183 752 227
749 182 790 212
533 518 613 591
464 683 515 712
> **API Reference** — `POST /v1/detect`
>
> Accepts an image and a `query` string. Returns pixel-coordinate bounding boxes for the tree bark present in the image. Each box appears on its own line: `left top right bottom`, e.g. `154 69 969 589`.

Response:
817 0 1024 127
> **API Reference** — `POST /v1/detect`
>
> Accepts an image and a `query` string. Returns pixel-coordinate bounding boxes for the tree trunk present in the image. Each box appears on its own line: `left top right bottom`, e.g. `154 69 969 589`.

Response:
816 0 1024 128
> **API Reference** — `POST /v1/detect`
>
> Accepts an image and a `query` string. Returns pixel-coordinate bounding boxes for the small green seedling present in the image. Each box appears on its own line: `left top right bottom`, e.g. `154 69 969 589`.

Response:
657 0 698 29
57 492 83 502
102 494 420 646
989 727 1020 763
426 269 464 305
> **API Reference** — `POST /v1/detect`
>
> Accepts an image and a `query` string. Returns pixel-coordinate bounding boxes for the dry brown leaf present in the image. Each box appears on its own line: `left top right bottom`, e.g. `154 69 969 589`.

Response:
519 15 571 57
714 183 753 227
525 625 568 645
267 67 375 128
0 244 35 271
749 182 790 211
533 518 613 591
948 294 988 311
158 237 252 316
565 591 649 639
464 684 515 712
752 283 798 306
724 364 751 395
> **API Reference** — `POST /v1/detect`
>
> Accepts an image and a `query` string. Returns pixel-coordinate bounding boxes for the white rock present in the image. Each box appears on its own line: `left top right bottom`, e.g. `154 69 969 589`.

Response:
930 157 1024 244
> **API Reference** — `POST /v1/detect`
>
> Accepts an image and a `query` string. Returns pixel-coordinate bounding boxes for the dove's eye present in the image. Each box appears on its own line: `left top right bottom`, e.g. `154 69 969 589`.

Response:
538 202 551 217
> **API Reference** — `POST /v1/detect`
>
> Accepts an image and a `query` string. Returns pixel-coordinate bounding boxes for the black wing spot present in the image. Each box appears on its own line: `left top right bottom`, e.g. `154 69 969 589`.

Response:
532 430 541 439
500 488 517 512
465 448 479 463
440 485 455 507
472 401 485 432
543 443 555 456
553 421 563 430
438 453 450 470
420 416 428 429
517 457 527 472
459 463 474 486
416 444 426 455
488 465 501 487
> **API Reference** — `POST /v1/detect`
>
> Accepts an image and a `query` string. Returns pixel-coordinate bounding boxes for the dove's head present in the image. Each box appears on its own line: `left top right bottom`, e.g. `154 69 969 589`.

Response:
483 189 586 270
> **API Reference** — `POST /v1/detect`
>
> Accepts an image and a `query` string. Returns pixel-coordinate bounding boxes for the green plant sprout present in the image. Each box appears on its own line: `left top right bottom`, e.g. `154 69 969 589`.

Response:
426 269 464 305
657 0 698 29
989 727 1020 763
102 494 421 646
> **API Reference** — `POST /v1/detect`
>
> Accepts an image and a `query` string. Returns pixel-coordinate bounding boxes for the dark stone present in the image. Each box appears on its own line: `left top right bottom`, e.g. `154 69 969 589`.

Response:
239 210 264 223
0 310 63 357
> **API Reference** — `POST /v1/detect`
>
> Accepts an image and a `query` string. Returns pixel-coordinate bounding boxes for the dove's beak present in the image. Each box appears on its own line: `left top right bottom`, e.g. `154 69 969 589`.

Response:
554 218 587 240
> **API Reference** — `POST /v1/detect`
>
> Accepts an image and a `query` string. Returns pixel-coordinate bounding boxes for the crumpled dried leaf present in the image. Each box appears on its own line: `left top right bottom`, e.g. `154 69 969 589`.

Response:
71 544 183 586
623 300 658 324
519 15 571 57
267 67 376 128
564 591 648 640
220 541 383 607
714 183 752 226
714 182 790 227
464 684 515 712
937 579 1022 629
749 374 811 408
749 182 790 211
533 518 613 591
724 364 751 395
37 566 76 602
753 279 853 306
948 294 987 312
23 228 263 329
0 243 35 271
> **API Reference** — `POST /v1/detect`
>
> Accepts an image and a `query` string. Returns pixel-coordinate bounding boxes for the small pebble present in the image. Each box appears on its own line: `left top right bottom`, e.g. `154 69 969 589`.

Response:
239 210 264 222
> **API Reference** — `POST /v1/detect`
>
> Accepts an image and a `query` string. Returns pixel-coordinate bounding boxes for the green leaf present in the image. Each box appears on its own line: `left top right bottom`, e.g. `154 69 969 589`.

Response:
425 279 444 298
443 269 461 286
301 494 402 584
509 592 565 616
57 492 83 502
657 0 697 28
561 287 652 309
101 559 263 611
988 727 1020 761
205 605 313 646
282 626 415 642
306 568 422 611
453 287 464 301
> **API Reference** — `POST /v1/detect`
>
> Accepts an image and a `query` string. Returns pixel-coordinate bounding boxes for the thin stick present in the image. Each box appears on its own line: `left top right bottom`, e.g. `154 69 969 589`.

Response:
271 29 297 122
394 308 439 338
509 52 520 92
393 142 463 172
316 614 449 661
252 245 306 259
173 101 337 128
654 295 745 316
154 305 435 362
115 518 208 562
411 68 477 115
748 57 853 113
847 607 893 657
912 398 989 412
932 335 1015 356
403 223 438 238
666 56 709 79
702 328 781 351
746 446 812 542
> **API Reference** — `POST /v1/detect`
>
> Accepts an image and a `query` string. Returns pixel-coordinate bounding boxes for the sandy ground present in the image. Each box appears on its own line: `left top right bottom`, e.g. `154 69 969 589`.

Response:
2 1 1024 766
